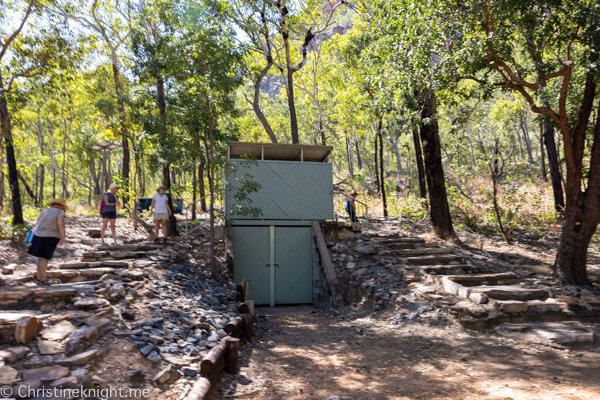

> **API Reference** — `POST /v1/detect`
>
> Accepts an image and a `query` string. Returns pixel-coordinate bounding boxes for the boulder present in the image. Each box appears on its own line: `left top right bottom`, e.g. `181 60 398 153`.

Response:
64 326 98 356
581 289 600 305
73 297 110 309
12 380 42 398
38 340 63 355
0 345 29 362
23 356 60 369
49 375 78 389
152 364 181 384
41 320 76 341
15 317 43 344
0 365 19 385
22 365 70 382
128 369 145 382
56 349 101 366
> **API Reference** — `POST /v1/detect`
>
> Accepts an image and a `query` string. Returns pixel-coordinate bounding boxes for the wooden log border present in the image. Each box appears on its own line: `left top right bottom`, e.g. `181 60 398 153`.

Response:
183 302 254 400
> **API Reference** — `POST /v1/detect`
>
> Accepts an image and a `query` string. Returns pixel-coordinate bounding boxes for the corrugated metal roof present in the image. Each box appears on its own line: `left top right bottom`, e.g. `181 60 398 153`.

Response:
228 141 332 163
226 160 334 220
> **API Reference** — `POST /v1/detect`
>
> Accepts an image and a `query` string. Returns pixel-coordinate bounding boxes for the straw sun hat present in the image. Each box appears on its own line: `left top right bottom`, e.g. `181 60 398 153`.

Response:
48 198 69 211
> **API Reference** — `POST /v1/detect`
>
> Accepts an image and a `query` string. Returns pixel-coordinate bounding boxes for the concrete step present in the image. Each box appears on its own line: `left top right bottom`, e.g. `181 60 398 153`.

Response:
400 255 464 265
396 247 454 257
470 285 548 301
442 272 520 286
422 265 495 275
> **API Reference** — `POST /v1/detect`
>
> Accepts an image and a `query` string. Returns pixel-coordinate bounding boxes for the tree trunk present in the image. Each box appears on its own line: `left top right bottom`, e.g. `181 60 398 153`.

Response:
206 96 217 278
543 120 565 213
345 130 354 180
0 71 23 224
378 116 388 217
374 135 380 193
412 126 427 199
192 165 197 221
515 121 525 160
17 171 37 203
391 136 402 173
199 154 207 213
539 122 548 181
252 63 278 143
521 114 534 163
111 58 130 208
354 132 362 170
419 90 458 242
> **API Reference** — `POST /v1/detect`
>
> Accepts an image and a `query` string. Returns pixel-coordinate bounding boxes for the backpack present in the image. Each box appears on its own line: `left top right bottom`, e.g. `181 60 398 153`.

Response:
100 199 105 214
345 199 351 213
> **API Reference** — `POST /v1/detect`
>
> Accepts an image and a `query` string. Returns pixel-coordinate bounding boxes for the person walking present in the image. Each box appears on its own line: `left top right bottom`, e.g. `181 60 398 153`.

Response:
346 190 360 232
101 183 120 246
28 199 68 285
151 185 172 243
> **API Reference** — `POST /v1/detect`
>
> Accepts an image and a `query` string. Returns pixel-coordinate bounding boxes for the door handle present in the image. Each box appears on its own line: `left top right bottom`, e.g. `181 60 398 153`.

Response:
274 264 280 268
265 264 271 268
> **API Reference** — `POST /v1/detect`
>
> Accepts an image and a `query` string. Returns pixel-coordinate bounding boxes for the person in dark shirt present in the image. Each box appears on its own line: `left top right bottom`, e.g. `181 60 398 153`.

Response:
100 183 120 246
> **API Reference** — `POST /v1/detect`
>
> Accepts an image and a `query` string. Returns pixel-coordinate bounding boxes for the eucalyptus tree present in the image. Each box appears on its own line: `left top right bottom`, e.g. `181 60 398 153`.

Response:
56 0 134 204
230 0 345 144
373 0 600 284
173 2 244 277
1 0 80 224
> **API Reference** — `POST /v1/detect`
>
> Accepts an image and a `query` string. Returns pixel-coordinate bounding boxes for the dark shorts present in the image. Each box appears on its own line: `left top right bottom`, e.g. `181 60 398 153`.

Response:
28 235 60 260
102 211 117 219
348 210 358 223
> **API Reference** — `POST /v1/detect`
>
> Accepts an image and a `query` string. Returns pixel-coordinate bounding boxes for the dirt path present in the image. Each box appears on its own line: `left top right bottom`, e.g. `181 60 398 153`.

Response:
216 307 600 400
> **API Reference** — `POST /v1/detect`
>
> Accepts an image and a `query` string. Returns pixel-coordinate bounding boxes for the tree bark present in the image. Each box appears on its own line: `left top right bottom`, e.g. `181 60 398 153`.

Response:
251 63 278 143
206 96 217 278
0 70 23 225
374 135 380 193
412 126 427 199
111 59 130 208
156 77 178 236
345 130 354 180
377 116 388 217
17 171 37 203
199 154 207 213
521 115 534 163
539 122 548 181
391 136 402 173
543 120 565 213
419 90 458 242
354 132 362 170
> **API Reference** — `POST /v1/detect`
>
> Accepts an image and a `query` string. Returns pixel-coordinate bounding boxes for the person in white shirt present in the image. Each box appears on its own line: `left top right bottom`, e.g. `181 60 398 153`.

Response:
150 185 172 243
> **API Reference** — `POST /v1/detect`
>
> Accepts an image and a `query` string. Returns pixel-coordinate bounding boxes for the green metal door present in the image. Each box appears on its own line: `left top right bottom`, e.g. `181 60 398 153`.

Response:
232 226 270 305
275 227 313 304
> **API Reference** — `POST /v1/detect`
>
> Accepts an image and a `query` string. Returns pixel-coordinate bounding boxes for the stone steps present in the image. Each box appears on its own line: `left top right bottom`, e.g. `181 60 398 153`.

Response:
400 254 464 265
421 264 496 275
372 237 425 245
438 272 520 286
495 321 594 345
396 247 454 257
470 285 548 301
58 261 129 270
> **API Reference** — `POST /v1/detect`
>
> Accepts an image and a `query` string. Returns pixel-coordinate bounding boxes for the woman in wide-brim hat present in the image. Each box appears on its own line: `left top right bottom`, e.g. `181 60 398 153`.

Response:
28 198 68 285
